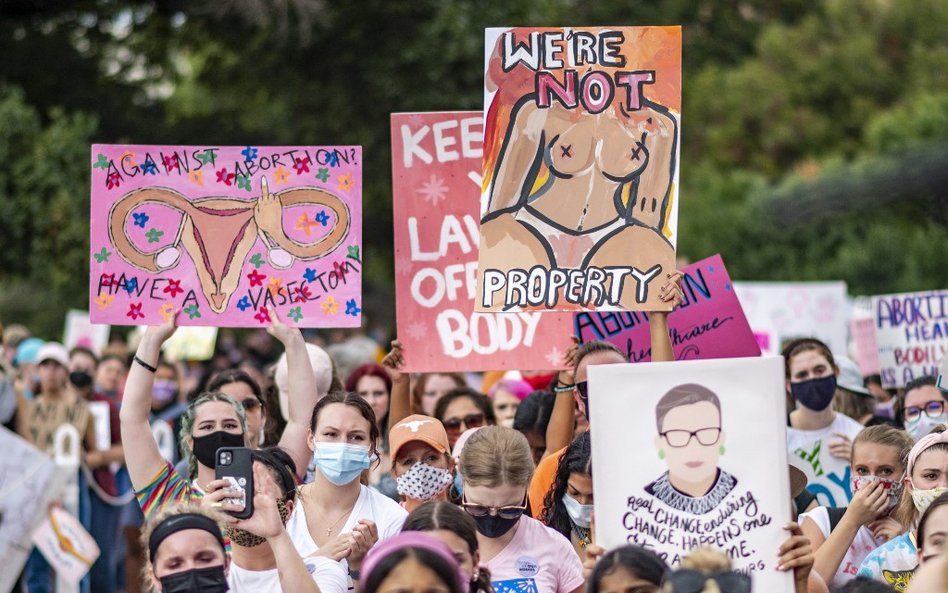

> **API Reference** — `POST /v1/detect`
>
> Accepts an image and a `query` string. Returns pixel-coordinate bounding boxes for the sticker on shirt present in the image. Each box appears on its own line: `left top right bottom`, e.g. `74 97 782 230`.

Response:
493 578 539 593
515 557 540 578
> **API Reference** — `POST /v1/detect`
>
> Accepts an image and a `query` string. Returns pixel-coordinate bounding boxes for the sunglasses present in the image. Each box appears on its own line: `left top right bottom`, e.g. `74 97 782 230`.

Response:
575 381 589 399
461 494 527 520
443 413 485 434
664 570 751 593
237 398 262 411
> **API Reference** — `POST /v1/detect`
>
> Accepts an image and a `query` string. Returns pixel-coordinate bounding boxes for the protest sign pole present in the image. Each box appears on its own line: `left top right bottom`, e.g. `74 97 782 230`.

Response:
52 424 81 593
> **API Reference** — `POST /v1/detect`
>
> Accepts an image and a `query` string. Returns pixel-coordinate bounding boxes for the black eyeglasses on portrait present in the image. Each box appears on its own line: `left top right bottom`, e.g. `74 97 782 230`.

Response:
659 427 721 448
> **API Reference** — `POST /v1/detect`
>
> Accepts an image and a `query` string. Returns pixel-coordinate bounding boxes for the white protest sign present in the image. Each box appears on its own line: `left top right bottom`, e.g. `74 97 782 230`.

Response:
589 357 792 592
871 289 947 388
0 427 64 593
733 282 849 356
787 428 854 508
31 506 100 585
63 309 110 355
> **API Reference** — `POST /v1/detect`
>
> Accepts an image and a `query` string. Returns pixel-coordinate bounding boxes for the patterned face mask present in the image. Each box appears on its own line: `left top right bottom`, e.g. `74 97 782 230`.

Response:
912 485 948 515
852 475 903 516
395 462 453 502
225 499 290 547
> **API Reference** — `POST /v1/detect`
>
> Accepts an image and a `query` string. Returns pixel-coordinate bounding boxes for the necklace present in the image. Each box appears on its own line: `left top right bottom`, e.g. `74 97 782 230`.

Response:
324 508 350 537
571 522 591 549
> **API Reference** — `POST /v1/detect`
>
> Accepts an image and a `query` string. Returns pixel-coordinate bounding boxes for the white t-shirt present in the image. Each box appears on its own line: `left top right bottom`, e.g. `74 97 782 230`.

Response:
227 555 348 593
286 484 408 560
799 506 885 589
787 413 864 507
485 516 584 593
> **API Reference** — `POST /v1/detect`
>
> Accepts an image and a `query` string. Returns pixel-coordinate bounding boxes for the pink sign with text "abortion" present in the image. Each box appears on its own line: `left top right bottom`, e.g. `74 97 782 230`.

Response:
89 144 362 327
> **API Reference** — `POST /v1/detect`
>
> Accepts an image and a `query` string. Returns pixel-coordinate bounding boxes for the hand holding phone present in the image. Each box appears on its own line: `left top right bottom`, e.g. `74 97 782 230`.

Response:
214 446 254 519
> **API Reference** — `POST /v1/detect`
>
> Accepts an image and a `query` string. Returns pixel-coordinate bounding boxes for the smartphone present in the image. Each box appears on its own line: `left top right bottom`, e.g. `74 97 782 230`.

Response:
215 446 254 519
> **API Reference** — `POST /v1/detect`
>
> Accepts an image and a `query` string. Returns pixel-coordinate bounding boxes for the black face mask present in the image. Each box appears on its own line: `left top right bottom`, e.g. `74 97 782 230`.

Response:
69 371 93 390
158 565 228 593
472 512 522 538
791 375 838 412
191 430 245 469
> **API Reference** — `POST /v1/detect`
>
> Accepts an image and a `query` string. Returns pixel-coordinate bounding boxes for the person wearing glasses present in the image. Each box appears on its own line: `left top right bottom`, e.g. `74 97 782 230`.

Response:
434 388 496 449
459 425 584 593
899 376 945 442
645 384 736 514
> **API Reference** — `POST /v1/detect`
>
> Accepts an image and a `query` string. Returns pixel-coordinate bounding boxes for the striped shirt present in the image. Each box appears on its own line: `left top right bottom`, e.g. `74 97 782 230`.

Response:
135 462 202 517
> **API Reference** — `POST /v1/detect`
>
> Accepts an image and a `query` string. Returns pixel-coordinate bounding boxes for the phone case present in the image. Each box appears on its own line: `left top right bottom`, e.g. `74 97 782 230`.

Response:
215 446 254 519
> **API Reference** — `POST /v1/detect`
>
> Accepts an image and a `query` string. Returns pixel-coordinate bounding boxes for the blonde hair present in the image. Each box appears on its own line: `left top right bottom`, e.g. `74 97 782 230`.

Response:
179 392 249 479
459 426 535 488
896 425 948 528
140 504 226 592
852 425 913 470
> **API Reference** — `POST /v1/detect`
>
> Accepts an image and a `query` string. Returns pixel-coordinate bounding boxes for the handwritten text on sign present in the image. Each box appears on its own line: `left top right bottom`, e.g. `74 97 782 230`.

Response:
391 112 572 372
873 290 948 388
574 254 759 362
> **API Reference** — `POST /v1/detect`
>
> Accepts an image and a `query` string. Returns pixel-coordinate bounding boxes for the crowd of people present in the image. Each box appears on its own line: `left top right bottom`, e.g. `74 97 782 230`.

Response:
0 275 945 593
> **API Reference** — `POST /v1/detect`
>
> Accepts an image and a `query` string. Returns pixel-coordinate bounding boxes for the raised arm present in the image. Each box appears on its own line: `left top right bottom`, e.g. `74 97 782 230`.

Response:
269 309 319 480
120 316 178 490
545 337 580 455
381 340 411 425
648 270 683 362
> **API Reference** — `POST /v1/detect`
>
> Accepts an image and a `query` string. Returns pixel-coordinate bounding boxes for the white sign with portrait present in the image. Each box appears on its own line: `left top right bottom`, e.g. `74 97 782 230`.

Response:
589 356 793 593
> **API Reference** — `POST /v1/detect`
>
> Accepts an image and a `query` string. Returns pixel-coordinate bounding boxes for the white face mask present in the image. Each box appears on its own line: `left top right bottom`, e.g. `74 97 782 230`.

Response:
906 413 948 442
395 462 453 502
911 485 948 514
562 493 593 528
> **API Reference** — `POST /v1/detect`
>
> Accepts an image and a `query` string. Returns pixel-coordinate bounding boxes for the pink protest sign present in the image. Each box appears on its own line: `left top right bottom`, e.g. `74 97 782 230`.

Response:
574 254 760 362
89 145 362 327
851 316 882 376
391 112 573 372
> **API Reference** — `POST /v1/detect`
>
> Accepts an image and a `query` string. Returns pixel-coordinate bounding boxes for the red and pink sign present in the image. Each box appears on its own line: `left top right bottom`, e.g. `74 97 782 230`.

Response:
391 112 572 372
574 254 760 362
90 145 362 327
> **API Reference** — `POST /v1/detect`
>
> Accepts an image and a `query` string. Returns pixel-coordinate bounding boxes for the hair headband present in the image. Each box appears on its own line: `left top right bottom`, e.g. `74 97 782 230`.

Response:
253 449 298 501
361 531 467 593
908 431 948 478
148 513 225 562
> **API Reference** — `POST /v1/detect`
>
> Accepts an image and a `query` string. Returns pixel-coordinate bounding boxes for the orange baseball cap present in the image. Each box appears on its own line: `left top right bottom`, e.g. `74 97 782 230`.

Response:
389 415 450 461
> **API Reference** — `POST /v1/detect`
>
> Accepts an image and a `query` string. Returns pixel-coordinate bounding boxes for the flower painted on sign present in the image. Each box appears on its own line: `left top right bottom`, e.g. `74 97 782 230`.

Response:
242 146 258 162
314 211 329 226
325 151 339 167
254 307 271 324
273 166 291 185
287 306 303 323
159 303 175 322
100 273 115 287
295 213 318 236
188 170 204 186
235 173 252 192
345 299 361 317
163 279 183 298
268 277 284 297
303 268 318 283
146 228 164 243
407 321 427 341
321 296 339 315
249 253 264 269
247 269 266 287
332 260 351 281
141 159 158 175
195 149 216 166
347 245 360 261
121 150 137 167
236 296 252 312
216 168 235 186
337 172 354 192
94 293 114 310
127 302 144 320
163 154 179 171
93 247 111 263
294 157 311 174
132 212 150 228
395 257 413 276
124 277 139 295
417 174 448 206
107 172 122 189
294 284 312 301
184 304 201 319
315 167 330 182
92 154 109 169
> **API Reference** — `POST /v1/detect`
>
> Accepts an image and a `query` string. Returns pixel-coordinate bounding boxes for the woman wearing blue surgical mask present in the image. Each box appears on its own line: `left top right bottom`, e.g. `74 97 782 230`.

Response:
799 425 912 589
539 433 593 560
857 427 948 590
286 392 407 583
